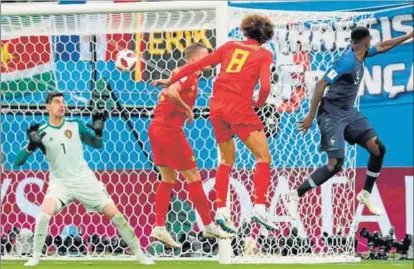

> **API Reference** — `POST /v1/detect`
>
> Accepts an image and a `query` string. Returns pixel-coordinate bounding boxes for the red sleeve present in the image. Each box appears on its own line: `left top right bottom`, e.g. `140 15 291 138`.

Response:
255 53 273 107
170 44 226 83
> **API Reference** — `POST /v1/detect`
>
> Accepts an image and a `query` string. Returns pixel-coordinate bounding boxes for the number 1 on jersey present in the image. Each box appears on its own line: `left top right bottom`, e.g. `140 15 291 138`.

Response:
60 143 66 154
226 48 250 73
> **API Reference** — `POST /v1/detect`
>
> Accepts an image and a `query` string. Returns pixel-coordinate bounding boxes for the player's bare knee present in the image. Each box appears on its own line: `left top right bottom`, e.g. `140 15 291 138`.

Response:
161 177 176 184
101 203 119 219
367 138 386 158
182 168 201 183
327 158 343 173
184 174 200 183
219 140 235 168
40 198 60 216
220 158 234 168
256 150 271 163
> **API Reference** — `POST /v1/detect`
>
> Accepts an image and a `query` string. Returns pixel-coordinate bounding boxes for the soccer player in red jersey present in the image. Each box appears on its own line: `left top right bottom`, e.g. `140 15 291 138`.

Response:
149 43 233 248
153 15 277 232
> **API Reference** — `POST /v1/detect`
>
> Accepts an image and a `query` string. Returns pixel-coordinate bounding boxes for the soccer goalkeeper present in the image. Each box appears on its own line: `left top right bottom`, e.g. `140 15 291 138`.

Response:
15 93 154 266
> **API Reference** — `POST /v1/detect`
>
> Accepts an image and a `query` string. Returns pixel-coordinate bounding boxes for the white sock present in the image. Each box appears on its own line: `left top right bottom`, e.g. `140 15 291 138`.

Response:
33 212 51 259
111 214 144 258
205 222 216 230
254 204 266 212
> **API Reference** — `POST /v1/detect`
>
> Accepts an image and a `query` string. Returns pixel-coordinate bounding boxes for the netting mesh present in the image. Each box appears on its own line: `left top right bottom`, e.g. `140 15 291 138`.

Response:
226 7 372 260
1 3 372 262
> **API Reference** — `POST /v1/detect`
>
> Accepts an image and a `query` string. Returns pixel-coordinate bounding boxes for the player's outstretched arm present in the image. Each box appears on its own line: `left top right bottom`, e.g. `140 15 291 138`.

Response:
368 31 413 56
162 82 194 123
79 111 106 148
14 124 46 166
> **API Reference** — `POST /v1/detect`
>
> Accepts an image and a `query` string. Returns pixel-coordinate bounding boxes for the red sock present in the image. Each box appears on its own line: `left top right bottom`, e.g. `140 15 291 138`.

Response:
187 181 213 225
215 164 231 208
254 162 270 204
155 181 174 226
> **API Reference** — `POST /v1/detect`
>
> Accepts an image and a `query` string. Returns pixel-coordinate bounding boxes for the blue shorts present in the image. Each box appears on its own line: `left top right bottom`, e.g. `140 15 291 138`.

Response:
317 109 376 158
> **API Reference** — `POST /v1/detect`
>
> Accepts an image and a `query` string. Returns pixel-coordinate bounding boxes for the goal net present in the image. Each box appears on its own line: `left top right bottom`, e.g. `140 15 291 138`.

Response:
1 1 372 263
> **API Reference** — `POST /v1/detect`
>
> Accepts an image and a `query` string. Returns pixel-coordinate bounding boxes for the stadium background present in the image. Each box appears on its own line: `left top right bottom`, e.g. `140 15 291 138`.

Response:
1 0 413 253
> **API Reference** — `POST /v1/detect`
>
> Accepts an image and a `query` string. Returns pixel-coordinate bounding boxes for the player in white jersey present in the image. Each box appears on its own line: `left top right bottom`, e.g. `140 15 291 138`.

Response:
14 92 154 266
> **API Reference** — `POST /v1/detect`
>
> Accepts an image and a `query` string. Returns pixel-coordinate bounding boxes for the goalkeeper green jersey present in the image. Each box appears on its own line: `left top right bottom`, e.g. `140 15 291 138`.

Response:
15 119 102 184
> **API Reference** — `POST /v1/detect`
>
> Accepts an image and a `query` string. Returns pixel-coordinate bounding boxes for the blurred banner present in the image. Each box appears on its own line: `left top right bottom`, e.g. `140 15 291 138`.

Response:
1 168 412 249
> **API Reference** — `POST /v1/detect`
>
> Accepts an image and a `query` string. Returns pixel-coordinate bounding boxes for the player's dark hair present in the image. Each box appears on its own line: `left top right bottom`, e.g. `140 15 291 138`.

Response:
45 92 64 104
351 26 370 43
241 14 274 44
184 42 208 60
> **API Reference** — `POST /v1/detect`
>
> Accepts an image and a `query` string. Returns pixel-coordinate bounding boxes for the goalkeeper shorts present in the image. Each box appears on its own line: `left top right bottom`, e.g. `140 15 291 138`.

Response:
45 180 114 213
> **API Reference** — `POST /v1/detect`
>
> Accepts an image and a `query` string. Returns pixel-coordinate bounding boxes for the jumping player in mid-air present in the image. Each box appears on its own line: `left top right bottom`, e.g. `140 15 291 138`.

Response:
153 15 277 232
149 43 233 248
287 27 413 219
15 93 154 266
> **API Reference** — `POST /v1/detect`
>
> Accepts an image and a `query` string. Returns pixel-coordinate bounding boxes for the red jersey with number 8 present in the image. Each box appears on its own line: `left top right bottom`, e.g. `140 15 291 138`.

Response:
168 39 273 143
170 39 273 107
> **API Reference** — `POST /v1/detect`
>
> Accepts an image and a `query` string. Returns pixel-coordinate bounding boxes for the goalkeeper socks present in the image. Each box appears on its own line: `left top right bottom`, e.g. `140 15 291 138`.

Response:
254 162 270 204
363 155 383 193
155 181 174 226
215 164 231 208
297 165 336 197
33 212 51 258
187 180 213 225
111 214 144 258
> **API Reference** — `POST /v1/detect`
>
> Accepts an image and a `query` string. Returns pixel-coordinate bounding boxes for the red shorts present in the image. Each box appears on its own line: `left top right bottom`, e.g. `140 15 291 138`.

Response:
210 98 264 143
148 122 197 171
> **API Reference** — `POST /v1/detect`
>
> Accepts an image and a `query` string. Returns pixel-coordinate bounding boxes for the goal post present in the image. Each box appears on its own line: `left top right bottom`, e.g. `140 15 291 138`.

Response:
1 1 373 264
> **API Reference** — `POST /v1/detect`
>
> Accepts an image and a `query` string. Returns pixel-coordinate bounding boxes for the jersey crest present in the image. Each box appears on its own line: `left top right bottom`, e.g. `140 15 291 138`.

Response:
64 129 73 139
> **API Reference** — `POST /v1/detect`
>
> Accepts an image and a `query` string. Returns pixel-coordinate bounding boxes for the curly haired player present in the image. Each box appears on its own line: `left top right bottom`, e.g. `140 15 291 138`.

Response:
149 43 234 248
288 27 413 219
153 15 277 232
15 93 154 266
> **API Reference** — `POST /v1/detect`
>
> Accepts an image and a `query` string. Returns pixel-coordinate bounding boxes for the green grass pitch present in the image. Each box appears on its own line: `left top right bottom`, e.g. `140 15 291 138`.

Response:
1 260 413 269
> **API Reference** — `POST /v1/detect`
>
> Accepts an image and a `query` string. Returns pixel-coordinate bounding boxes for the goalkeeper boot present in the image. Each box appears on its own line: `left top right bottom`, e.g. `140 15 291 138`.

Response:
150 226 181 248
287 190 300 220
24 257 40 267
357 190 382 215
215 207 236 233
251 204 278 231
203 223 234 239
138 255 155 265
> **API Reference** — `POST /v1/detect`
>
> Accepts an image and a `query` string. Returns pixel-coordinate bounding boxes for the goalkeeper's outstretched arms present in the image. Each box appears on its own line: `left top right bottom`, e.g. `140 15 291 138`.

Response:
14 124 46 166
79 110 107 149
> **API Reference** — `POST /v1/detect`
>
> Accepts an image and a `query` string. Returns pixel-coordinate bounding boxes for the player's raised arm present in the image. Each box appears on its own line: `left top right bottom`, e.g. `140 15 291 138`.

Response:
159 45 224 86
255 54 273 107
80 111 106 149
14 124 46 166
162 81 194 123
368 31 413 57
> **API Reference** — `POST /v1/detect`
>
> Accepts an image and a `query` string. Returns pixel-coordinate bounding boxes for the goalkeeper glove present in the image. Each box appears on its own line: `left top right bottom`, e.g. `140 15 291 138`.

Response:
26 124 46 152
87 110 107 137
